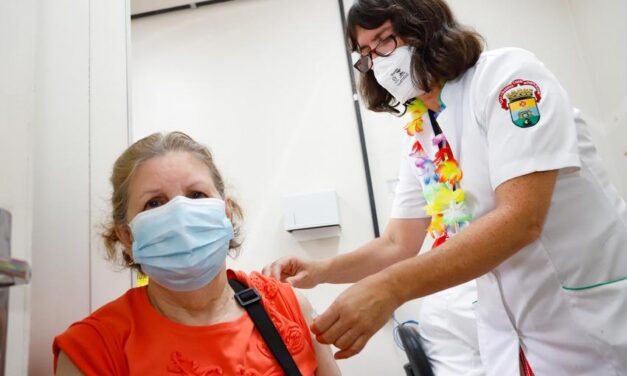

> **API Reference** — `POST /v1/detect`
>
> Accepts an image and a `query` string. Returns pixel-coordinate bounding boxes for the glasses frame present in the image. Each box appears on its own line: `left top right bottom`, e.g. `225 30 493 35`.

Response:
353 35 398 73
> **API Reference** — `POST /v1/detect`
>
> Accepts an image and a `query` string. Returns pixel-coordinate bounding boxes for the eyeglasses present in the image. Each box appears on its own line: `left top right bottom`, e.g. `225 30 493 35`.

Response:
353 35 398 73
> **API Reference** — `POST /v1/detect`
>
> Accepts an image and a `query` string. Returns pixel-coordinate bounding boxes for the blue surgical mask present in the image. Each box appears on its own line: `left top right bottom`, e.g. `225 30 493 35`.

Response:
129 196 234 292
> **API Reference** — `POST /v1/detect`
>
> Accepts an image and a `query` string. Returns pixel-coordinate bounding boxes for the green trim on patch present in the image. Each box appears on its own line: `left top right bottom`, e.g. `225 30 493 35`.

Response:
562 275 627 291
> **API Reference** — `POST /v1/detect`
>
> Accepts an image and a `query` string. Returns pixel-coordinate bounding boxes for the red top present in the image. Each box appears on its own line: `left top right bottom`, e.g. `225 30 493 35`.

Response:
53 270 317 375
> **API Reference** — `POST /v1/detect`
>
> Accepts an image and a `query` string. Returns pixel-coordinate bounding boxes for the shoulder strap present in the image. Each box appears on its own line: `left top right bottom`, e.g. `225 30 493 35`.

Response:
228 278 303 376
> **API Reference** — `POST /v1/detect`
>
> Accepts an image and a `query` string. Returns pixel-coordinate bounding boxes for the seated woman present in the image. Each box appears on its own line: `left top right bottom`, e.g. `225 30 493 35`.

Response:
53 131 340 376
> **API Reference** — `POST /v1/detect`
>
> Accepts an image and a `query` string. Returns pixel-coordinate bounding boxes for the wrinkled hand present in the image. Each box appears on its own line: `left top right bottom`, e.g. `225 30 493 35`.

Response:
261 256 327 289
311 273 401 359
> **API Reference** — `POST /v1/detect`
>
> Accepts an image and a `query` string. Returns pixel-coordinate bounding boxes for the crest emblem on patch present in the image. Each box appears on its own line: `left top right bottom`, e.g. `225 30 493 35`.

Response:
498 79 542 128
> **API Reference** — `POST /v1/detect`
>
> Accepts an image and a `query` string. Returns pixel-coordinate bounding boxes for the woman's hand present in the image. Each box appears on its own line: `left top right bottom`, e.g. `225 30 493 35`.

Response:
262 257 329 289
311 273 401 359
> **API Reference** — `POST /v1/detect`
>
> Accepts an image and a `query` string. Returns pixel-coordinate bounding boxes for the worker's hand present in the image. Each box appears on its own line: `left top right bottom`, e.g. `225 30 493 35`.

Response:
311 273 400 359
262 256 328 289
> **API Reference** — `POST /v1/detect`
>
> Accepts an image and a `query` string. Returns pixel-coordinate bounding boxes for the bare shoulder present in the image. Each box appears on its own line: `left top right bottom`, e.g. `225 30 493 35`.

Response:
293 291 342 376
294 290 315 321
56 351 83 376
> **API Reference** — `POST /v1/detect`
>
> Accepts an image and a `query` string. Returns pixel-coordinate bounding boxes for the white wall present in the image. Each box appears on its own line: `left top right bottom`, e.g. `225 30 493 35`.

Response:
27 0 132 373
568 0 627 196
89 0 133 315
0 1 36 374
28 0 91 374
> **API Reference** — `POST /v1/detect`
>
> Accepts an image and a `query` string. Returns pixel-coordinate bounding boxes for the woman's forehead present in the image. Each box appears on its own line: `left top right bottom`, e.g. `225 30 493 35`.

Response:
356 20 393 48
131 152 214 191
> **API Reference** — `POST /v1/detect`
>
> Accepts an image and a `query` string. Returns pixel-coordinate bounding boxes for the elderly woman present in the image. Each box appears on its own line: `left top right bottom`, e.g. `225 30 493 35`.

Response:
53 132 340 376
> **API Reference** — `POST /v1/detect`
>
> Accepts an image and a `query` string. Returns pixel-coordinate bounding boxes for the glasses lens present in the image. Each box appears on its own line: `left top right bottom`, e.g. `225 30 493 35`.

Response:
375 36 397 57
353 55 372 73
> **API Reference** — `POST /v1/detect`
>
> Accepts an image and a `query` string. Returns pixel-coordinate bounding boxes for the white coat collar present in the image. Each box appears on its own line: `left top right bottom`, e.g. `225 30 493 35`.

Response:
434 79 464 162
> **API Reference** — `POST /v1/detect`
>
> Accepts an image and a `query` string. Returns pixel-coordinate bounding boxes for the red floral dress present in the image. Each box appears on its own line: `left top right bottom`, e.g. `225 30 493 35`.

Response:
53 270 318 375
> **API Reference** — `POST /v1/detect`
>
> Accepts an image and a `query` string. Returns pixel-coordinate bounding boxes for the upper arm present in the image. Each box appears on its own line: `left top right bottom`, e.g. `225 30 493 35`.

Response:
386 133 430 256
390 150 429 219
473 50 578 244
383 218 430 258
53 320 122 375
56 351 83 376
295 292 341 376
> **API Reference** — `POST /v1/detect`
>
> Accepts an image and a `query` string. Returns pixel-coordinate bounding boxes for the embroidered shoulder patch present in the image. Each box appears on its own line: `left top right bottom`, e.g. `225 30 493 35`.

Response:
498 79 542 128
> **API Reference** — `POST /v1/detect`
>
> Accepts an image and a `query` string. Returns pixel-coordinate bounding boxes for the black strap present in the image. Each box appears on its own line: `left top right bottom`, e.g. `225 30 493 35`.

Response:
228 278 303 376
429 109 459 192
428 110 444 148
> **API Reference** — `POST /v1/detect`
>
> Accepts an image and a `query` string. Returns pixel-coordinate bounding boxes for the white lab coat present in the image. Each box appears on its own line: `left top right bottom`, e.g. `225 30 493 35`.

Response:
391 48 627 375
416 281 485 376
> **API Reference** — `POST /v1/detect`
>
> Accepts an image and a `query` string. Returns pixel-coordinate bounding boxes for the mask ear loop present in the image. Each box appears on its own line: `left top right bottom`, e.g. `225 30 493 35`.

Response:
123 251 137 268
126 250 149 287
124 251 148 285
120 223 140 269
118 222 136 266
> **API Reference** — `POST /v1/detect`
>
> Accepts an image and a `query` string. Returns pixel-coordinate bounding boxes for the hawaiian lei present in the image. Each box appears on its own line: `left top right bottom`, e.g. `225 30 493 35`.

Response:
405 99 472 247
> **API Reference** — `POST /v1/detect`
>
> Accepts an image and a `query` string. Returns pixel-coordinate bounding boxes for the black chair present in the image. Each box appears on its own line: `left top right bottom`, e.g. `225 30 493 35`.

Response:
398 325 434 376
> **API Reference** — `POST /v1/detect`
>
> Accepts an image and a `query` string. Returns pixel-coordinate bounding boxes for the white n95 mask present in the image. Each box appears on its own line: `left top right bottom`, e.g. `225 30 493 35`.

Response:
129 196 234 292
372 45 425 104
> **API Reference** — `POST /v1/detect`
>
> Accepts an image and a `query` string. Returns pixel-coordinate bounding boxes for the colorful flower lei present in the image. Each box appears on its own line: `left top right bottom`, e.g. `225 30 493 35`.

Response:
405 99 472 247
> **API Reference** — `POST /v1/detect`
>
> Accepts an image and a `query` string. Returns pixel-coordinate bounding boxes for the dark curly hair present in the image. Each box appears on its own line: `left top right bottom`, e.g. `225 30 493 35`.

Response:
347 0 484 114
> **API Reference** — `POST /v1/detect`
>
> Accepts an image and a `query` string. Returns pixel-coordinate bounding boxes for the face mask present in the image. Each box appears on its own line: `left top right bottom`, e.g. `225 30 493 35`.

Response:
372 45 425 104
129 196 234 292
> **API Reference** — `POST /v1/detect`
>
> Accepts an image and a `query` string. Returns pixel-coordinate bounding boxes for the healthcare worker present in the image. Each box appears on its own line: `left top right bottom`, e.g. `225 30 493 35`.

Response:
267 0 627 375
265 1 490 375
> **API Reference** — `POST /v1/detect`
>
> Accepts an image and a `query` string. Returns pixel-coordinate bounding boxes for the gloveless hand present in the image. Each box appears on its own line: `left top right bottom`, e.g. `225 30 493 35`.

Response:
261 256 329 289
311 272 402 359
